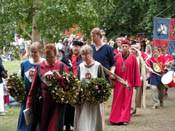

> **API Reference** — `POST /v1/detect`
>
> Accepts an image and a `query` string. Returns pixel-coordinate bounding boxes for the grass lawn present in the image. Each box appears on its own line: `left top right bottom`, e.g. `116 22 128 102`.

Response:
0 60 21 131
3 60 21 75
0 106 20 131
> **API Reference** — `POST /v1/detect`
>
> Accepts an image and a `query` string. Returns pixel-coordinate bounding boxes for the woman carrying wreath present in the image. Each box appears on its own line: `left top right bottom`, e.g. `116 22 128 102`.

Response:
15 42 44 131
26 44 69 131
74 45 105 131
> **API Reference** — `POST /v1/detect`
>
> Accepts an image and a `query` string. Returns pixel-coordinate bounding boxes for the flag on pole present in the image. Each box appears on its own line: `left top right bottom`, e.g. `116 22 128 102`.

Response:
153 17 175 55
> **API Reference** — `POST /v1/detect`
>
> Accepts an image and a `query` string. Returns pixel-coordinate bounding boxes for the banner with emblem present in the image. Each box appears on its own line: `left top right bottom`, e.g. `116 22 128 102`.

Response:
169 18 175 41
153 17 170 40
153 17 175 55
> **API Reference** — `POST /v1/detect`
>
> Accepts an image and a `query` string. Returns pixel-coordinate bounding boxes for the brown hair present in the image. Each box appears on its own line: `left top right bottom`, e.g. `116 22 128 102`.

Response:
91 28 102 38
44 44 57 56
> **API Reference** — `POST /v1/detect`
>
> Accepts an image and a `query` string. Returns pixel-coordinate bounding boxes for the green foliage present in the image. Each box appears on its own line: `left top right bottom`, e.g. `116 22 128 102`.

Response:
101 0 175 39
0 0 112 44
37 0 99 41
1 0 175 44
0 0 33 45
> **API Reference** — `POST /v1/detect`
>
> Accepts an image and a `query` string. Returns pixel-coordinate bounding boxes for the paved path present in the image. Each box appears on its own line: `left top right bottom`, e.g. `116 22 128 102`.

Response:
105 88 175 131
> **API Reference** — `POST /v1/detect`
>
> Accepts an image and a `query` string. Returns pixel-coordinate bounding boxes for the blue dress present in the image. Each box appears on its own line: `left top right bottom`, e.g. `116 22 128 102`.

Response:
17 60 39 131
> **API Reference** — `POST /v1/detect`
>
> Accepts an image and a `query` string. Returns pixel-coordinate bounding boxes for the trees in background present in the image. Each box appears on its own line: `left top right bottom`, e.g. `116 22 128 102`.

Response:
0 0 175 47
0 0 112 46
101 0 175 39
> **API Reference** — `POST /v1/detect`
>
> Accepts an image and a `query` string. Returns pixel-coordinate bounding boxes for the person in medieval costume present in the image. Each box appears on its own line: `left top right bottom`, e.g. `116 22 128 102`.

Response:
130 44 147 115
17 42 44 131
63 40 84 131
74 45 105 131
26 44 69 131
90 28 116 129
109 40 141 125
146 47 166 109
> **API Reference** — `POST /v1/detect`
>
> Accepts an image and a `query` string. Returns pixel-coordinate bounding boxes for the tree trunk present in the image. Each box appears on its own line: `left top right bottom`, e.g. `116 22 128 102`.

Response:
32 0 40 42
32 19 40 42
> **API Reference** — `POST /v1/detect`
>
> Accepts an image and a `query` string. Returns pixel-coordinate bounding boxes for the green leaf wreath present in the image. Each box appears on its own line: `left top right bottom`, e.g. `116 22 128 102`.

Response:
49 72 82 106
6 73 26 103
85 78 111 104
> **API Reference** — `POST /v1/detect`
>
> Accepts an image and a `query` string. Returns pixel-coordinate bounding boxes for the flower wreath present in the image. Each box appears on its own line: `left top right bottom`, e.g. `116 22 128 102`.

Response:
6 73 26 103
49 72 82 106
85 78 111 104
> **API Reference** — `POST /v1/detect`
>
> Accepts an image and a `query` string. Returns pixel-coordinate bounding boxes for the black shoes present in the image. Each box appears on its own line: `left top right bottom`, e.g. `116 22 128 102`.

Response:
111 122 128 126
122 122 128 125
118 122 128 125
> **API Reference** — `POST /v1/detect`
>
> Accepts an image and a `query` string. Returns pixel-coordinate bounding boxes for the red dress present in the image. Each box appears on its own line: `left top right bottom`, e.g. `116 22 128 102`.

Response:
27 61 68 131
114 48 122 55
109 53 141 124
146 55 166 86
164 54 173 63
141 51 148 61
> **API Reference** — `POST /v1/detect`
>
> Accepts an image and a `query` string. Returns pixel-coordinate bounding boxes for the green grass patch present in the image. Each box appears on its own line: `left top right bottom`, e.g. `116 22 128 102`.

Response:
0 106 20 131
1 61 21 130
3 61 21 75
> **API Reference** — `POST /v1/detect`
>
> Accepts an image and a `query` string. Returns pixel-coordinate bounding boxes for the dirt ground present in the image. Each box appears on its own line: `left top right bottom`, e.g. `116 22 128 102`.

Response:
104 87 175 131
